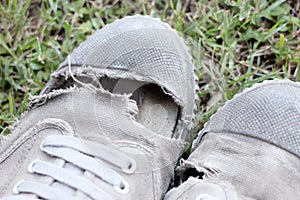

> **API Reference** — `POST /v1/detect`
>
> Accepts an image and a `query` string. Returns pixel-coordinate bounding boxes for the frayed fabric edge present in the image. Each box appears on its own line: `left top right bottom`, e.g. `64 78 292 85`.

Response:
29 86 77 109
177 159 222 180
44 66 193 140
48 66 185 108
9 85 138 134
174 160 246 200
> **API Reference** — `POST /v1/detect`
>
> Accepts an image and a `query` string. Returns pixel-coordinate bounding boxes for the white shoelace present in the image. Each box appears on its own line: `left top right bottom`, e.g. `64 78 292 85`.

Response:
4 135 136 200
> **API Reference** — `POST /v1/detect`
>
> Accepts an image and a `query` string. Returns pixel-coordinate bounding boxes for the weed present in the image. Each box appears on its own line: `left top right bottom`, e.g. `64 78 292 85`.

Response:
0 0 299 136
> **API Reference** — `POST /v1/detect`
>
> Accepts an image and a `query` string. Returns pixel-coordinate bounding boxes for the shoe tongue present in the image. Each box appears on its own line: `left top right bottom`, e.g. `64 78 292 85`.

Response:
71 87 155 141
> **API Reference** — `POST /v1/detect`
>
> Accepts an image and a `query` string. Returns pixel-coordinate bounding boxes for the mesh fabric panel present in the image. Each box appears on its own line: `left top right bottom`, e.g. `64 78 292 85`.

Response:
58 16 195 118
199 80 300 158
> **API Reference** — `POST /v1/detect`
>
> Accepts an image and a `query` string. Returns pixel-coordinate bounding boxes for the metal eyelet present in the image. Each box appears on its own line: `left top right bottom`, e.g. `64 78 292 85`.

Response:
114 180 129 194
122 157 136 174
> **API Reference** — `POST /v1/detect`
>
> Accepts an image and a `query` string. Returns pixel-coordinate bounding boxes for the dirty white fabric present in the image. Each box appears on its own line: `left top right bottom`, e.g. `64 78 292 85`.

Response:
42 15 198 141
196 79 300 157
175 133 300 200
167 80 300 200
0 88 186 199
0 15 197 199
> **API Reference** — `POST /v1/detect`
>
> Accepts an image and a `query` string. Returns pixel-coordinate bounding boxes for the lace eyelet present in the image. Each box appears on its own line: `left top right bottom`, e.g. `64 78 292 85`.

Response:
114 180 129 194
40 139 46 151
122 158 136 174
27 159 39 173
12 180 24 194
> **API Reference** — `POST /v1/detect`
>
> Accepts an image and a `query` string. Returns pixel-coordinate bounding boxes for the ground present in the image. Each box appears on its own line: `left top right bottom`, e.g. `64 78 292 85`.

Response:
0 0 300 138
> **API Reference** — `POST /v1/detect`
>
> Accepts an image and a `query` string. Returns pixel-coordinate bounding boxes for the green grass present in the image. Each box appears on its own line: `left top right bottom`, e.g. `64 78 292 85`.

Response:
1 0 300 135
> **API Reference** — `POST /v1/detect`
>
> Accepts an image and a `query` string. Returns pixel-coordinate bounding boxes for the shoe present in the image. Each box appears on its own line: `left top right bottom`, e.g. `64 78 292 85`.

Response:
0 15 197 199
165 80 300 200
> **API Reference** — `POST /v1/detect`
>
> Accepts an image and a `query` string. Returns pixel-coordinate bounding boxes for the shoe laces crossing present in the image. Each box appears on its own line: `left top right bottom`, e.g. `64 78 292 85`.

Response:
7 135 136 200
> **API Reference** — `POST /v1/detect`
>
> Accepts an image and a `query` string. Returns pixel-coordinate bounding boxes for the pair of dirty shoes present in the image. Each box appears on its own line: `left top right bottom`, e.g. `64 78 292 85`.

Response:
1 16 300 200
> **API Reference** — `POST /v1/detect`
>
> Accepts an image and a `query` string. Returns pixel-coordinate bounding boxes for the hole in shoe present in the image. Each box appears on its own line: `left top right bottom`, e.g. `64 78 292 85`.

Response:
181 167 204 182
100 77 180 138
46 74 181 138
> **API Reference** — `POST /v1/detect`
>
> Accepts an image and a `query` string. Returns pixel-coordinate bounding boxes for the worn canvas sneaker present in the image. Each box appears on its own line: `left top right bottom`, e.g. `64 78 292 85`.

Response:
0 15 197 199
165 80 300 200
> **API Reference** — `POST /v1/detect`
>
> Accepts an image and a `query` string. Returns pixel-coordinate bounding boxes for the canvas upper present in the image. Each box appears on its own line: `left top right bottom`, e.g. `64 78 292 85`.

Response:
0 15 197 200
